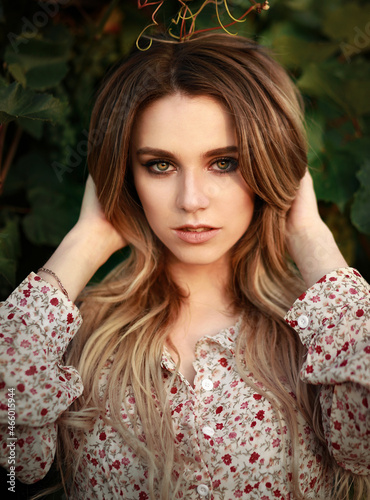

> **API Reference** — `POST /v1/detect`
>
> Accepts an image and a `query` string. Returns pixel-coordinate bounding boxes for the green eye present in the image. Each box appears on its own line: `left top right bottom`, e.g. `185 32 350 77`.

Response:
216 160 230 170
214 158 238 173
154 162 171 171
144 159 175 174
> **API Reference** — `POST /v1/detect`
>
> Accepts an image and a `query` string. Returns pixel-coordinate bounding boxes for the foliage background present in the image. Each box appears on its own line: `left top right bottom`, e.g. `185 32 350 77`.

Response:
0 0 369 497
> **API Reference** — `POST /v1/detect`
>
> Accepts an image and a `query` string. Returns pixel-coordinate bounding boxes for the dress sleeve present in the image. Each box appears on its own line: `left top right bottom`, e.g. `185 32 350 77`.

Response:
284 267 370 475
0 272 84 483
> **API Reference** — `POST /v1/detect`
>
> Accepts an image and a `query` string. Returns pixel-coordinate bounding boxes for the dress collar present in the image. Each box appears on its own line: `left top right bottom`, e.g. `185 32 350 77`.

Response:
160 315 242 372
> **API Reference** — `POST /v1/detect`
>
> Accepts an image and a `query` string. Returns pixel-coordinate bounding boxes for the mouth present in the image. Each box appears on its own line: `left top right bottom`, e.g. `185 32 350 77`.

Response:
174 225 218 232
172 225 221 244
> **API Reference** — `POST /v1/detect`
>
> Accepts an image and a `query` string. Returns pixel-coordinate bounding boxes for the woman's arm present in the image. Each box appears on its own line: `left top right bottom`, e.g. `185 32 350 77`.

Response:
0 273 83 482
0 176 126 482
286 170 347 288
285 267 370 474
38 175 126 302
286 171 370 473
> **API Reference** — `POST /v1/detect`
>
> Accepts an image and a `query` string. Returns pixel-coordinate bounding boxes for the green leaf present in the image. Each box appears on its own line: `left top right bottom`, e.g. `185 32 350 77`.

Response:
3 152 61 198
310 148 359 210
298 59 370 117
0 81 65 124
271 35 338 68
23 183 81 247
351 161 370 235
4 25 72 90
298 62 349 114
16 116 43 138
7 63 27 87
322 3 370 42
345 79 370 117
342 137 370 165
305 108 325 166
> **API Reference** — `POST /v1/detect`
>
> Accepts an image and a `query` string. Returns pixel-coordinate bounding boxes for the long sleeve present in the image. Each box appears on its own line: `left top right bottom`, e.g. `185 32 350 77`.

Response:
0 273 84 483
285 267 370 475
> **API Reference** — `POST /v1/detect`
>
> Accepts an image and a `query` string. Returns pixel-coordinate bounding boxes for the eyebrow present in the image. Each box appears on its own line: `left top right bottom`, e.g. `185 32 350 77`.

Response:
136 146 239 158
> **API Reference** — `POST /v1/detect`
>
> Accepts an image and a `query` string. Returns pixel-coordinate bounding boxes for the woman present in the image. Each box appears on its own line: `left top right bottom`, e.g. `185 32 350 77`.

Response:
0 34 369 500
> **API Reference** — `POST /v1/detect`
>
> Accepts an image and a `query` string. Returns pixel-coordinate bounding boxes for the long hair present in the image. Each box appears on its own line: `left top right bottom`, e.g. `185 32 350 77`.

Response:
57 34 368 499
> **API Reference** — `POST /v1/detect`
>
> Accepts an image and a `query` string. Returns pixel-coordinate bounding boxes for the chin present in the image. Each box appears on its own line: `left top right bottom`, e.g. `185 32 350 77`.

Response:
167 247 230 267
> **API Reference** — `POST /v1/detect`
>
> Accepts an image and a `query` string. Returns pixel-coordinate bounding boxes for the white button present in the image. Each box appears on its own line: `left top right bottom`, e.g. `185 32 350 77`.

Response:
297 314 309 329
202 379 213 390
202 426 214 437
197 484 209 496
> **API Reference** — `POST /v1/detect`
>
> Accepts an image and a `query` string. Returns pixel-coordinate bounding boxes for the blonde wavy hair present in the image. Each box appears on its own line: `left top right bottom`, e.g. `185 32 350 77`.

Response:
55 34 368 499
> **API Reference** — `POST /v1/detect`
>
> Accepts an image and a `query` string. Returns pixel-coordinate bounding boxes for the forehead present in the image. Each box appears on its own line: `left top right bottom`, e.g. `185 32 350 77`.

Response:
131 93 237 150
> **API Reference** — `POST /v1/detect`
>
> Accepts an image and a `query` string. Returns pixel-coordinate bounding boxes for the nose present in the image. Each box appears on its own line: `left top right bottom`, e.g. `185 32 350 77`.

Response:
176 170 211 213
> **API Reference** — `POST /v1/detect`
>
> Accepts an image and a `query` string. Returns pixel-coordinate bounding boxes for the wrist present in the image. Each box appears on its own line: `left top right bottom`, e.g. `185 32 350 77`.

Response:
66 221 123 268
287 222 347 288
39 224 123 303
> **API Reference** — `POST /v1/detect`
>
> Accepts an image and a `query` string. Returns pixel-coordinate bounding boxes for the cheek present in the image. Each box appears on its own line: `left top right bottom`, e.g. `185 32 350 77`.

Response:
228 186 255 218
133 176 153 212
235 199 255 236
134 184 169 232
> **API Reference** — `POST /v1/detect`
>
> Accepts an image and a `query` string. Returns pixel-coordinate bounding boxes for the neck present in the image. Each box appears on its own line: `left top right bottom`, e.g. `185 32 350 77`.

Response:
167 256 234 315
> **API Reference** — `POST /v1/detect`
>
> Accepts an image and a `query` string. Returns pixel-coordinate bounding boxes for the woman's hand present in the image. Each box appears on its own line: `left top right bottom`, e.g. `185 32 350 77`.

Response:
76 175 127 255
286 170 347 288
286 170 321 234
38 176 127 302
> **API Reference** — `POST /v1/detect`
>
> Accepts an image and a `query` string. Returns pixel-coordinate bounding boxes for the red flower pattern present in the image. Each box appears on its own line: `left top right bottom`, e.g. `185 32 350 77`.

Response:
249 452 260 464
0 269 368 498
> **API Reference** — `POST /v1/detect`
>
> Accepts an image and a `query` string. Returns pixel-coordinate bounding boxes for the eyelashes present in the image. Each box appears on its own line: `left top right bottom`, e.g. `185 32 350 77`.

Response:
213 158 238 173
142 157 239 175
143 160 175 174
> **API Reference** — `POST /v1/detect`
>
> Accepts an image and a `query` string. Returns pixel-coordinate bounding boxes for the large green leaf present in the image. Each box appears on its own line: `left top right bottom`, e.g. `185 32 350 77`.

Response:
298 59 370 117
322 3 370 43
0 81 65 124
310 147 359 210
4 26 72 90
23 183 81 247
344 76 370 117
305 108 325 166
3 152 60 196
351 161 370 235
16 116 43 138
2 152 81 246
298 61 350 113
271 35 338 68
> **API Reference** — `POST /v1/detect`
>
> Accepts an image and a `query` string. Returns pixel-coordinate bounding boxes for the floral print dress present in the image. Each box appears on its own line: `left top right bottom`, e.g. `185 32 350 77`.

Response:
0 268 369 499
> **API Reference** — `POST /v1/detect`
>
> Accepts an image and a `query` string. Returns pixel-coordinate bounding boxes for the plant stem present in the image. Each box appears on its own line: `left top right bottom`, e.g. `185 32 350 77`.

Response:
0 126 22 195
0 122 9 174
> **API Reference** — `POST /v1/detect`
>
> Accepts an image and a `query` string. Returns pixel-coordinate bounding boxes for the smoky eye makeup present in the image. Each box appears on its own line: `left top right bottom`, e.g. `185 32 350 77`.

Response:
140 156 239 175
212 157 239 173
141 159 176 174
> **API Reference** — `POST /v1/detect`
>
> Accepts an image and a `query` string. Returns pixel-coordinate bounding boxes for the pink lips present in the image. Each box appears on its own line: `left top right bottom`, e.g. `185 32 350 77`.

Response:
173 225 221 244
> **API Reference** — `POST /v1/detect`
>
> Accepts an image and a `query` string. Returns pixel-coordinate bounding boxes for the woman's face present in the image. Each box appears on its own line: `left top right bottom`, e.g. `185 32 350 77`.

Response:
131 93 255 268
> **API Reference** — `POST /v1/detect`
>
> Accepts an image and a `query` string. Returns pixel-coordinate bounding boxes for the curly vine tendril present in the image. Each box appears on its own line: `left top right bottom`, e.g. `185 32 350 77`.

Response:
136 0 270 51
